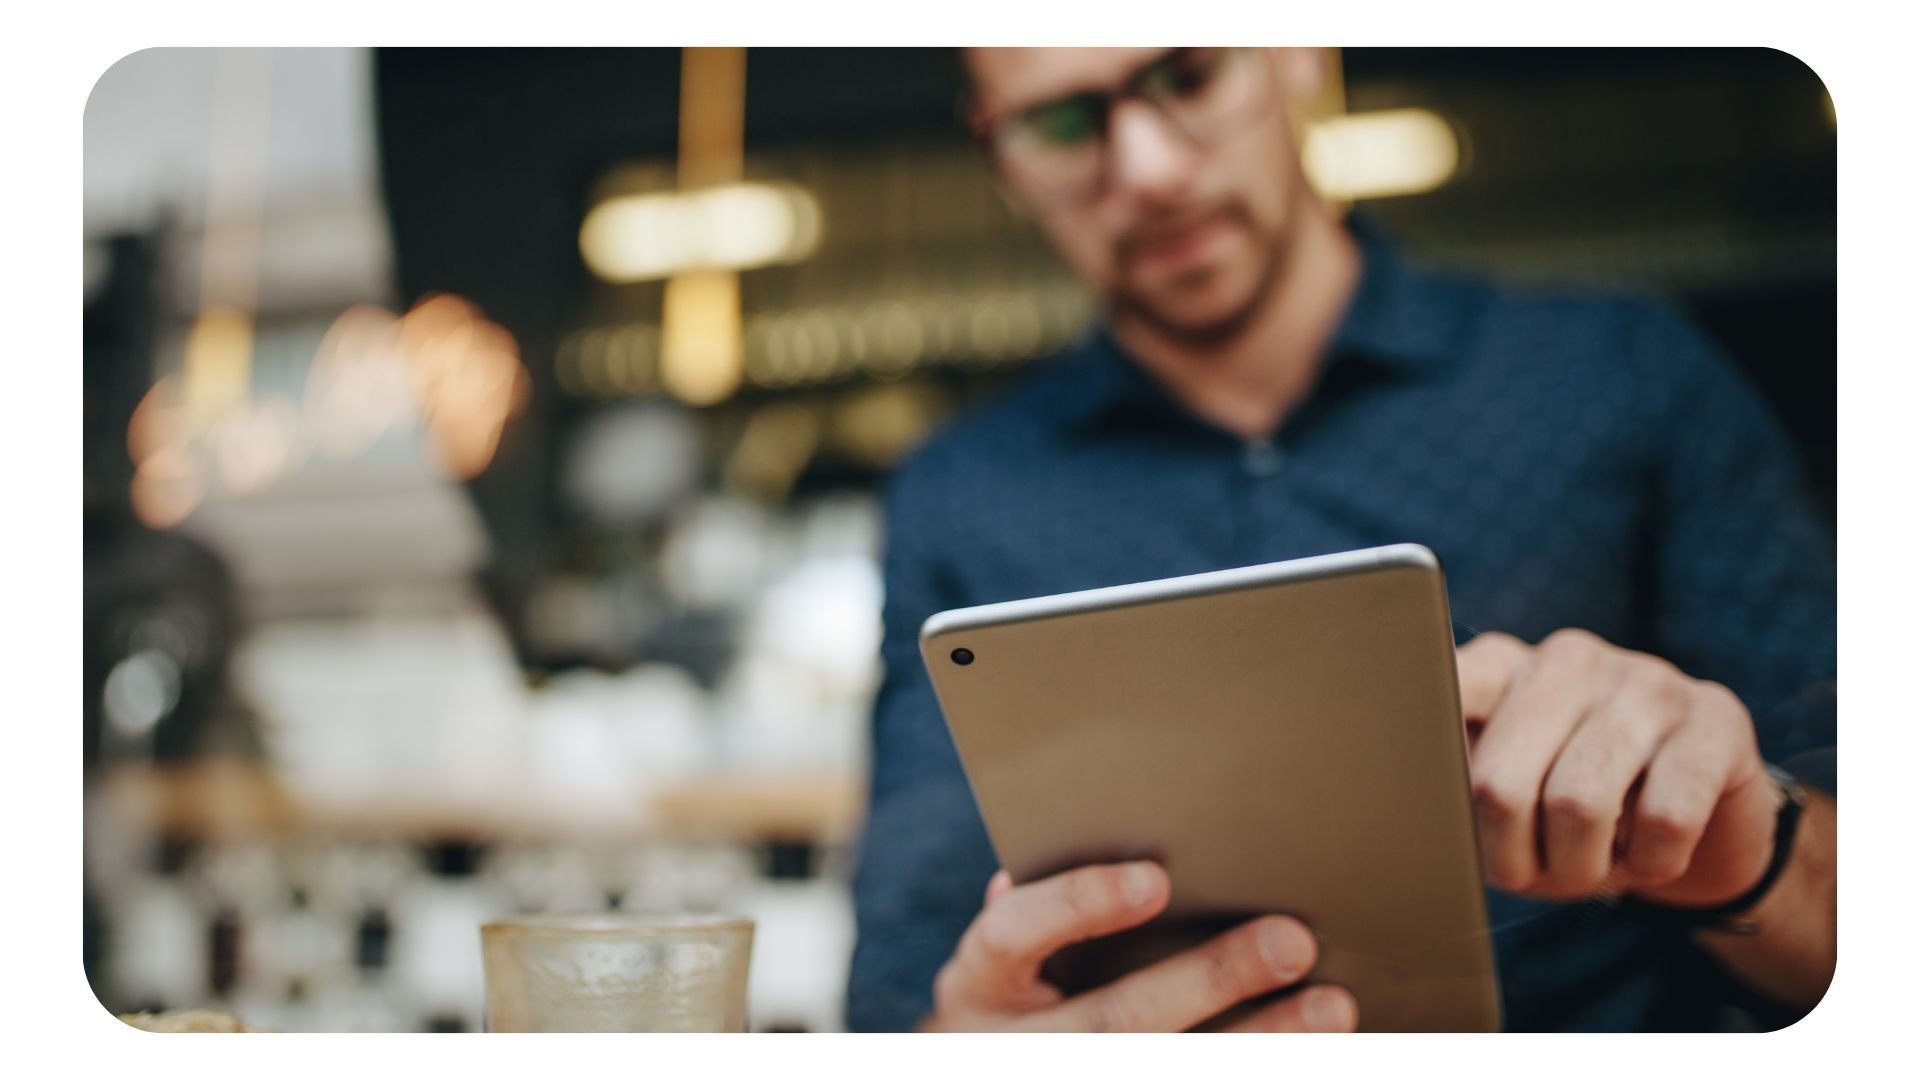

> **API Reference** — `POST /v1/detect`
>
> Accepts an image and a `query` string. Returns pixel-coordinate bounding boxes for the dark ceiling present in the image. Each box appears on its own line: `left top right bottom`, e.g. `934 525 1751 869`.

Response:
372 47 1835 603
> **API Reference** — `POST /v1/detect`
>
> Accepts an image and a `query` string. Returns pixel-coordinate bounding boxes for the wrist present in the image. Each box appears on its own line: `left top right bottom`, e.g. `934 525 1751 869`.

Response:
1618 764 1805 934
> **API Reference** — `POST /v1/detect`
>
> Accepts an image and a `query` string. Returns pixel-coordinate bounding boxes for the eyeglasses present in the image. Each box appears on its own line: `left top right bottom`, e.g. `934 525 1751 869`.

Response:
969 48 1276 205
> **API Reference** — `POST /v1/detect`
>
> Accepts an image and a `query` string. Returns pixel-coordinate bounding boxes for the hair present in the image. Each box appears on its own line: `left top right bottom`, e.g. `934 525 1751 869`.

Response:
948 47 975 86
947 48 982 134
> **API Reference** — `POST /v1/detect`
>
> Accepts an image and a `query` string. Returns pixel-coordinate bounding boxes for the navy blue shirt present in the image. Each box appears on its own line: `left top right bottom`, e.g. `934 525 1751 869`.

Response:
847 221 1836 1032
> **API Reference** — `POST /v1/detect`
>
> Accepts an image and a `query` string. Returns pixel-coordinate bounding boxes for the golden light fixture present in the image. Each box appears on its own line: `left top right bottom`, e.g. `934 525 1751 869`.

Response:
657 46 750 408
579 181 822 284
180 305 255 427
1302 108 1462 202
660 270 744 407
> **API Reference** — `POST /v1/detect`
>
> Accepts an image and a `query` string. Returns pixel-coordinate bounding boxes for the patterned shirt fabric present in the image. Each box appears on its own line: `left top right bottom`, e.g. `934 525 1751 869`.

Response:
845 216 1837 1032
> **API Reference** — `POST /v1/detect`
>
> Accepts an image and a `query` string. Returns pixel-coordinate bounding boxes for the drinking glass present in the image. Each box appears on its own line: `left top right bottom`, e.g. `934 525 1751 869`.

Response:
481 911 754 1032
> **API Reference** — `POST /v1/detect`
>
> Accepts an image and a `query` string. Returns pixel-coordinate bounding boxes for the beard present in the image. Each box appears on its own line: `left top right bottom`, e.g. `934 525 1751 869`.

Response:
1107 201 1286 348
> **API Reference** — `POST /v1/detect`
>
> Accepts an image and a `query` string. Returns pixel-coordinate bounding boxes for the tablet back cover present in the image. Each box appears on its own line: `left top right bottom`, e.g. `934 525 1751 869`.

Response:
920 546 1501 1032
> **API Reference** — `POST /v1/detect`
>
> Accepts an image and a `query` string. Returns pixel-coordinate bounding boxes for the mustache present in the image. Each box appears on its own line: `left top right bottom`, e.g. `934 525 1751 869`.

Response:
1116 202 1252 263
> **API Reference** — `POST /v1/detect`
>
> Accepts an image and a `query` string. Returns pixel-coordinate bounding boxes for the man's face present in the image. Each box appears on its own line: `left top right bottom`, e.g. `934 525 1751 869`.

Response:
965 48 1315 343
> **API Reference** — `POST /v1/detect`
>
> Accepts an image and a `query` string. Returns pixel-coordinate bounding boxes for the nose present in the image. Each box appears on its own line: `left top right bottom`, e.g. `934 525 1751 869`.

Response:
1104 98 1198 206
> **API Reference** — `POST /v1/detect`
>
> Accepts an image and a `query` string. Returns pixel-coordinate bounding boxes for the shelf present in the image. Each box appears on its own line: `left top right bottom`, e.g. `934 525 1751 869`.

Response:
87 759 865 847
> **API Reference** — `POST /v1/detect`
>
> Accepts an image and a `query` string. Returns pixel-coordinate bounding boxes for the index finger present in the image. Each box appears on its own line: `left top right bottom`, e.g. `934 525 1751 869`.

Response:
1456 631 1531 723
947 861 1170 1003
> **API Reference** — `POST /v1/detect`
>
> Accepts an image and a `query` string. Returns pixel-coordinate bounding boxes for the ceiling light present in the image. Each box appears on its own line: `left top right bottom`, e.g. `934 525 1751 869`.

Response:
579 182 823 284
1303 108 1461 201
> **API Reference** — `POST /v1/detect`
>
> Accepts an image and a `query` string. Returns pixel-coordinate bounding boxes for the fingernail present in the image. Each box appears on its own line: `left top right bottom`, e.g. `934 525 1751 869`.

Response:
1258 920 1310 979
1122 862 1158 906
1304 987 1354 1031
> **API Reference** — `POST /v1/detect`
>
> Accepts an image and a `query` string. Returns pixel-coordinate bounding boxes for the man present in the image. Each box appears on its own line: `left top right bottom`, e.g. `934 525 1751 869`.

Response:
847 47 1836 1032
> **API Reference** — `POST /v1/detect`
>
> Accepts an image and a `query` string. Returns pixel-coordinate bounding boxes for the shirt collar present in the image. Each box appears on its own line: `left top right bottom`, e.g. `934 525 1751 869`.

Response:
1327 213 1470 371
1060 214 1471 433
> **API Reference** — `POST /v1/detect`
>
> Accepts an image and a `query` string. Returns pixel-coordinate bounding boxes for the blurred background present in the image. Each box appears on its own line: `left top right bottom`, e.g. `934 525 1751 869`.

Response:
82 47 1835 1032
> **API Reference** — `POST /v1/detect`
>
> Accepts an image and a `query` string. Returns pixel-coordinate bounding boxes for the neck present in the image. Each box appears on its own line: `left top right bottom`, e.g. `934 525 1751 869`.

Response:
1109 200 1362 442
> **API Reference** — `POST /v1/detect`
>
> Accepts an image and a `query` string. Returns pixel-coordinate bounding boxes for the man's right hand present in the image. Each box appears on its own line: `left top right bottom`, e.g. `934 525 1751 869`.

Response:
919 861 1357 1032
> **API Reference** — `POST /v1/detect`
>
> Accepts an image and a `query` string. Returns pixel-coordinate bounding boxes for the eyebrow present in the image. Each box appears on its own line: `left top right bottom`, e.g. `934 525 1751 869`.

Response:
994 48 1180 122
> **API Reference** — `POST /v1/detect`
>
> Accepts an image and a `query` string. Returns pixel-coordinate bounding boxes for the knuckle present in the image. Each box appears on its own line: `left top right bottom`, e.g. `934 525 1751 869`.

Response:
1472 630 1526 655
1083 994 1136 1034
1062 868 1118 923
1652 681 1694 723
1691 680 1749 725
1661 753 1723 801
1541 627 1601 659
1268 915 1317 974
1542 789 1604 832
1202 937 1257 1001
970 918 1018 968
931 961 965 1012
1472 775 1527 821
1621 646 1680 678
1625 661 1688 711
1635 802 1701 843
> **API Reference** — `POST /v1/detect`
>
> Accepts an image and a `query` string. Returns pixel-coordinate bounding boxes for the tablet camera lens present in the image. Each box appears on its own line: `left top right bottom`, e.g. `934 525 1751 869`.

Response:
951 648 974 666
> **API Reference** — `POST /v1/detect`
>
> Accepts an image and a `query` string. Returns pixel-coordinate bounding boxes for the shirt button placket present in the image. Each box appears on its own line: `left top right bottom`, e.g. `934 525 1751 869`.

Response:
1234 438 1283 563
1242 438 1282 478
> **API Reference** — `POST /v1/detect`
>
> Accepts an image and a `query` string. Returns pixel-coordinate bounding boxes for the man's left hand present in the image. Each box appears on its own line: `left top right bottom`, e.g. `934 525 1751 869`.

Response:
1456 629 1778 908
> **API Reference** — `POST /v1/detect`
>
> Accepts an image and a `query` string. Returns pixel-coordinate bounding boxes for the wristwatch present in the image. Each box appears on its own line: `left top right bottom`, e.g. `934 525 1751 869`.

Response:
1615 764 1808 935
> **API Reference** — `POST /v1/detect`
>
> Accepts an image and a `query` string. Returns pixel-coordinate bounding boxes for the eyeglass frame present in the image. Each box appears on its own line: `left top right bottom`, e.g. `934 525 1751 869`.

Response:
957 47 1280 207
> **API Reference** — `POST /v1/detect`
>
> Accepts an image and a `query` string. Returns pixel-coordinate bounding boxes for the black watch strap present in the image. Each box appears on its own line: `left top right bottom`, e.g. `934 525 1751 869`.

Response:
1615 764 1806 935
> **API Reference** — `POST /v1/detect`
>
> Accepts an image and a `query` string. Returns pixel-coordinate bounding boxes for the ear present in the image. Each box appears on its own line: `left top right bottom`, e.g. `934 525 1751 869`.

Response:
1271 47 1330 101
1275 47 1348 145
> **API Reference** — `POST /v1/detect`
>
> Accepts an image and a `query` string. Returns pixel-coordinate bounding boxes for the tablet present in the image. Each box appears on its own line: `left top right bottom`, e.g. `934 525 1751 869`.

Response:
918 543 1501 1032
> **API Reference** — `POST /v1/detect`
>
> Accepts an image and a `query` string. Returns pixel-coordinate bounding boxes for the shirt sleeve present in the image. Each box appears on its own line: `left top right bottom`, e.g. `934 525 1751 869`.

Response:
1631 302 1836 764
844 453 999 1031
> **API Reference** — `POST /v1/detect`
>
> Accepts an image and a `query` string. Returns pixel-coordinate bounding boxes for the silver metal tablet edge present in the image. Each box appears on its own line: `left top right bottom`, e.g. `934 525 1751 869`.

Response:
918 542 1440 646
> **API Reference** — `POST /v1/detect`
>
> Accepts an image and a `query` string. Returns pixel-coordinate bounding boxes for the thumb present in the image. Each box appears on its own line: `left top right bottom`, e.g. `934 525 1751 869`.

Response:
985 869 1014 905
